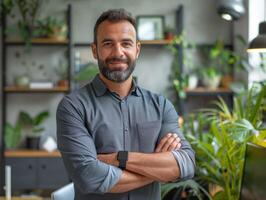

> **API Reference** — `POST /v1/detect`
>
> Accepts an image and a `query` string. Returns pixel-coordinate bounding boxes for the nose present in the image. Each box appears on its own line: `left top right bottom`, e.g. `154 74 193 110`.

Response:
112 43 124 57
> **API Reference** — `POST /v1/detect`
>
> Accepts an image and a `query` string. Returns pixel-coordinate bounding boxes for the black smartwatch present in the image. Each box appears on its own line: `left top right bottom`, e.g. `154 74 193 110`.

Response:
117 151 128 170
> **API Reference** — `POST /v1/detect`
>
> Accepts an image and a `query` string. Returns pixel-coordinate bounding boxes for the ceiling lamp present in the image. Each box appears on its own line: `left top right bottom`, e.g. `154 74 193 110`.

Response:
217 0 245 21
247 22 266 53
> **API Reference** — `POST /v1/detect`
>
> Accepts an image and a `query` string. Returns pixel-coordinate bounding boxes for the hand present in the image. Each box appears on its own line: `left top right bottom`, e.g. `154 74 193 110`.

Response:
155 133 181 153
98 153 118 166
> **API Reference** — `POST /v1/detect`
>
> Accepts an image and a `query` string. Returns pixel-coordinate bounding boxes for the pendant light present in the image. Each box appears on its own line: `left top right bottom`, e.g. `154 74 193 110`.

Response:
247 22 266 53
217 0 245 21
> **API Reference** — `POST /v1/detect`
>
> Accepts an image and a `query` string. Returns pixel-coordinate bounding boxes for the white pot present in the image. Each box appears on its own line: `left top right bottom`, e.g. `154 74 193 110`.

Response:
187 75 198 89
202 76 221 89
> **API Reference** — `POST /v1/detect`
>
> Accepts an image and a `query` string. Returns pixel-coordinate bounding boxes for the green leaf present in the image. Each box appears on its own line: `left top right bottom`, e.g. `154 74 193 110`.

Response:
18 111 33 126
33 111 49 126
4 122 21 149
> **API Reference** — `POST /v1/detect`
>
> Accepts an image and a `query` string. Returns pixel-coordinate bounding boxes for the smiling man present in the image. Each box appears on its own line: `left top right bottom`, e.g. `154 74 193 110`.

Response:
56 8 195 200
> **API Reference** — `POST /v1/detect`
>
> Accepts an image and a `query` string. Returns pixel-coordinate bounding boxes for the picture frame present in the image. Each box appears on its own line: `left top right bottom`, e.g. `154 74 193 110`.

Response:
136 15 165 40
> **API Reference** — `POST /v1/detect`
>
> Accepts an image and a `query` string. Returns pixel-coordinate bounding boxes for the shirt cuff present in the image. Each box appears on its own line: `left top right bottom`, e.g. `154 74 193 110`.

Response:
97 165 122 193
171 150 195 180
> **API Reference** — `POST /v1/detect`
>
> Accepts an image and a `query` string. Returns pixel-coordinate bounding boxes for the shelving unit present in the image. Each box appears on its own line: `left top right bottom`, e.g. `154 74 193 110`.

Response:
0 4 73 194
4 86 69 93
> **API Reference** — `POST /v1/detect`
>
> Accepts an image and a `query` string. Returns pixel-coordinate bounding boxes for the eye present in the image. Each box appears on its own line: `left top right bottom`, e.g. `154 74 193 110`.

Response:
122 41 133 48
103 41 112 47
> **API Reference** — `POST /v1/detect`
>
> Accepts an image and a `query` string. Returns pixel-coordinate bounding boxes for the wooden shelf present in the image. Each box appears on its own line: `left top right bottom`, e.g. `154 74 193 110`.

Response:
73 39 173 47
185 87 233 95
140 39 173 45
5 150 61 157
4 86 69 93
0 197 43 200
5 38 69 45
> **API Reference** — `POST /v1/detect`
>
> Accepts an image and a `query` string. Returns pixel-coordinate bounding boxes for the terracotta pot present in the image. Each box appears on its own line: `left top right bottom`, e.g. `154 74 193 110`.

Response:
164 32 175 40
221 75 234 89
58 79 69 87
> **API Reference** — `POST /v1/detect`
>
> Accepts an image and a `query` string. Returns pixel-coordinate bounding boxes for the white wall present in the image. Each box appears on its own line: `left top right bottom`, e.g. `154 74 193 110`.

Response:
3 0 232 143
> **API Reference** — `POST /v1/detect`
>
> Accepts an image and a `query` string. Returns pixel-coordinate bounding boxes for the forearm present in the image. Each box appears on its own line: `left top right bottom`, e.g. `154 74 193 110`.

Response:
126 152 180 182
98 151 180 183
109 170 154 193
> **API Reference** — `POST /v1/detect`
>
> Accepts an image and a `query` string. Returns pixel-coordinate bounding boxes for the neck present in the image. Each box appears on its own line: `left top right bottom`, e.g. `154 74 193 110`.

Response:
99 74 133 98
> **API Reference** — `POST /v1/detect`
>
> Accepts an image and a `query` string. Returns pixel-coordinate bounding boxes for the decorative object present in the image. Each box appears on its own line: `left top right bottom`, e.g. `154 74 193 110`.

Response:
41 136 57 152
18 110 49 149
136 15 164 40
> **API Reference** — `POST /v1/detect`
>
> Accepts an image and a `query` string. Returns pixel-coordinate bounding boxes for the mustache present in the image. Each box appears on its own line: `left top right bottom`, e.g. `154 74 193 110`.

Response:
106 57 129 63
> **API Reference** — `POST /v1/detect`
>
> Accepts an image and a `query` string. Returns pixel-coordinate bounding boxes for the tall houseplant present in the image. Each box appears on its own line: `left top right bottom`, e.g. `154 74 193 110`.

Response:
183 83 266 200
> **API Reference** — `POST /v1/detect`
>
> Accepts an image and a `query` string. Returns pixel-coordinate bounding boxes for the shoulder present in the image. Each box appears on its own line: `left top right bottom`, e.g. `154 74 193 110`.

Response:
138 87 174 108
57 83 93 112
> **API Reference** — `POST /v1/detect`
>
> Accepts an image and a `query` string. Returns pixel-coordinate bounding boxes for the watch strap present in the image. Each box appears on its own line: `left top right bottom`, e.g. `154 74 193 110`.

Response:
117 151 128 170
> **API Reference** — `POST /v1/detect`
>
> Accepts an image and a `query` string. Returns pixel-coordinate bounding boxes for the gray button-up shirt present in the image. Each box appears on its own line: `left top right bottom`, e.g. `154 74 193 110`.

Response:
56 75 195 200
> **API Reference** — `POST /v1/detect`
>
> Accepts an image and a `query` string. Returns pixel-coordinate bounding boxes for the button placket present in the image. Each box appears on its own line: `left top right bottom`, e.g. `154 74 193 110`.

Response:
120 99 129 150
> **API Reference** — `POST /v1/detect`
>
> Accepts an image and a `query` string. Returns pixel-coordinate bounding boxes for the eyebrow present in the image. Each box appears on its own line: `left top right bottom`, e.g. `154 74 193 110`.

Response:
100 38 135 43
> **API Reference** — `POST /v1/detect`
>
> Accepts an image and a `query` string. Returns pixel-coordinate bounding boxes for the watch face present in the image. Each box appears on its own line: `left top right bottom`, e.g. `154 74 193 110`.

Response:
118 151 128 160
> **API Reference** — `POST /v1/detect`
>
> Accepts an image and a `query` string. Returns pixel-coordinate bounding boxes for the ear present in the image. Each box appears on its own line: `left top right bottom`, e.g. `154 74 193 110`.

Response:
136 41 141 58
91 43 98 59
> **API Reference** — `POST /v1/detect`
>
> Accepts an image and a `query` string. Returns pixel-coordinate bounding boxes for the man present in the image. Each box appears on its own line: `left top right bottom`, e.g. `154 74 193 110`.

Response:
57 8 195 200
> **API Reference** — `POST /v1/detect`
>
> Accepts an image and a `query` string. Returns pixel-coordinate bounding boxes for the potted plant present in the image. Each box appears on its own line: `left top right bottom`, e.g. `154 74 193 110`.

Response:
168 34 199 98
55 59 69 87
164 26 175 40
183 83 266 199
4 122 22 149
18 110 49 149
35 16 68 40
201 67 221 89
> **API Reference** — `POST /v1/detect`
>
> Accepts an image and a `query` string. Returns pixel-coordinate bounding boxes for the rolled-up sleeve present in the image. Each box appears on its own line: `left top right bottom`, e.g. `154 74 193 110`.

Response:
159 98 196 180
56 96 122 194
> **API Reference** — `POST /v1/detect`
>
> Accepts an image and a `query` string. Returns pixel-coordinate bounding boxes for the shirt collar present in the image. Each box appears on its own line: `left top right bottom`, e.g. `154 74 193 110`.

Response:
91 74 141 97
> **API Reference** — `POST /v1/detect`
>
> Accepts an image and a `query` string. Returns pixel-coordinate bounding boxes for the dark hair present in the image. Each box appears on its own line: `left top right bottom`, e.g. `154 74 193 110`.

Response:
93 8 136 44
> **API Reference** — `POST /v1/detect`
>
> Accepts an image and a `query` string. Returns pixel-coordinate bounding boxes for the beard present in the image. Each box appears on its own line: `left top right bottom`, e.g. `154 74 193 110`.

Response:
98 57 136 83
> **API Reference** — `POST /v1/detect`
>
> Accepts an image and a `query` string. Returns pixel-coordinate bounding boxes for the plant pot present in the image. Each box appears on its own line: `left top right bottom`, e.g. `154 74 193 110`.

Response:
14 75 30 87
26 137 40 149
57 79 69 87
164 32 175 40
221 75 234 89
202 76 221 89
187 75 198 89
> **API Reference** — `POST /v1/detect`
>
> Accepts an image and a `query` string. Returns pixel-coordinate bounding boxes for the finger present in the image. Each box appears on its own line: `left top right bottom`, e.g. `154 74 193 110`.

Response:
167 140 179 151
161 136 177 152
168 140 182 151
155 133 172 152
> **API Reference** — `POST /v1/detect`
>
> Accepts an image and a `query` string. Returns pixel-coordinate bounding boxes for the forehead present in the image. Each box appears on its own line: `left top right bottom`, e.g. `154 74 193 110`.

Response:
97 20 137 41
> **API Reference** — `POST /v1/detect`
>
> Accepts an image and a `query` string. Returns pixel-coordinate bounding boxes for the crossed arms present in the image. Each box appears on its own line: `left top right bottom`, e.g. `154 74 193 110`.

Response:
98 133 182 193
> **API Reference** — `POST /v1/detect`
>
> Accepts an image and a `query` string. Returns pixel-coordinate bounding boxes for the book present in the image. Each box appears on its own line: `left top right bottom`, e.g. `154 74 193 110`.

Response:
29 81 54 89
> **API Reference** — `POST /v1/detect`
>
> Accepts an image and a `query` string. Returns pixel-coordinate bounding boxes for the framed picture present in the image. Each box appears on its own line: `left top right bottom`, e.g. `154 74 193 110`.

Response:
136 15 165 40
